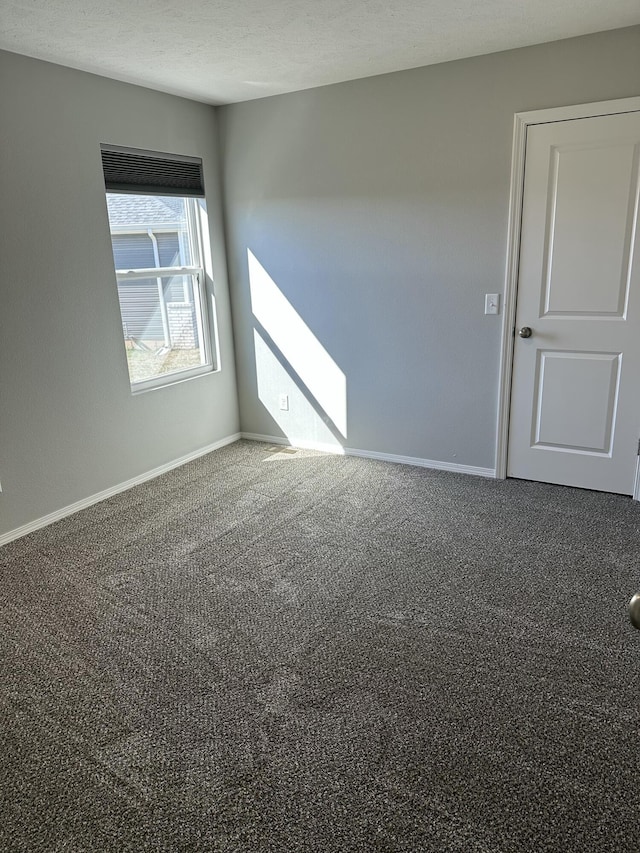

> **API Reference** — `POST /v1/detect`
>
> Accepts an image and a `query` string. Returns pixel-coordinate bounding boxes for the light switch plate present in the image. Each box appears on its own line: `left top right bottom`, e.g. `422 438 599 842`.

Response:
485 293 500 315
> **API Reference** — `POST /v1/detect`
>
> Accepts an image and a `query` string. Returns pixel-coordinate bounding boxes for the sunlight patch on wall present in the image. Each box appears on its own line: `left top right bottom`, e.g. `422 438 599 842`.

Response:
253 329 344 452
248 249 347 438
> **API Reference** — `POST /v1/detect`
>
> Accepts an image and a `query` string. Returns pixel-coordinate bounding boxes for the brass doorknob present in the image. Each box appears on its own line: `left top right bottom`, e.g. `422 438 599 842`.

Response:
518 326 533 338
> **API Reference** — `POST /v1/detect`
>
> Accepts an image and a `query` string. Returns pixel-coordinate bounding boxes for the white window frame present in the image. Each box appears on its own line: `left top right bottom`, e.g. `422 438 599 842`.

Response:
107 194 217 393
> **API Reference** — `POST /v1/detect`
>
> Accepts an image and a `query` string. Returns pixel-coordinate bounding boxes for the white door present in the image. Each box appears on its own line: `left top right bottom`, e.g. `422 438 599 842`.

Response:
508 111 640 495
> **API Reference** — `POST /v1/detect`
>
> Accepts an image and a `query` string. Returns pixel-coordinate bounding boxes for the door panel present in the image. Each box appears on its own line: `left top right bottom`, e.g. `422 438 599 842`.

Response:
542 142 638 318
532 350 621 454
508 111 640 494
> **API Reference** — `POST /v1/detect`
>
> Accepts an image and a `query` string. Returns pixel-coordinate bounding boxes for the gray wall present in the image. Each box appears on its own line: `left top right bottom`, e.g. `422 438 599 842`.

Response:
2 28 639 538
0 51 239 537
219 26 640 466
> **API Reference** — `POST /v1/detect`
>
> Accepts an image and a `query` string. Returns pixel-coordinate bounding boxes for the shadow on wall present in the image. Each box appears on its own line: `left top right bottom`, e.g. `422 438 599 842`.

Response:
248 249 347 451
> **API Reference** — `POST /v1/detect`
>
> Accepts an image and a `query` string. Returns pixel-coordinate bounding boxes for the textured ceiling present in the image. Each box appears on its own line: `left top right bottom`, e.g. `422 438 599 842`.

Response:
1 0 639 104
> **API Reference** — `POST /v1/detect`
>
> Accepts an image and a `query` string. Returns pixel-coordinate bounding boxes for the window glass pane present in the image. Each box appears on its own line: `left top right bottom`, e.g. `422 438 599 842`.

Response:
121 273 206 385
106 194 193 267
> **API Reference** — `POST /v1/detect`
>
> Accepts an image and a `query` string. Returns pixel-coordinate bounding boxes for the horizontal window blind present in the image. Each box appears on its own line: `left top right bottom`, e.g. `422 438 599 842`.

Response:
101 145 205 197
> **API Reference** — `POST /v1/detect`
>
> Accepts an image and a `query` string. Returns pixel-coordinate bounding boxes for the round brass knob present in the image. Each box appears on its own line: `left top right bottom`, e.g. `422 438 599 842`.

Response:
518 326 533 338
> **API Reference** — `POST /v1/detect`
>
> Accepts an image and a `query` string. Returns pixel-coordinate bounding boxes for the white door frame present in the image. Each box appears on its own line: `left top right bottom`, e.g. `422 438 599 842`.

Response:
495 96 640 499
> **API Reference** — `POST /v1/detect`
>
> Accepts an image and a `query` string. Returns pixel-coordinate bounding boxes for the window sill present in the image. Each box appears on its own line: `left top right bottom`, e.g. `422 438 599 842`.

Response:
130 363 218 395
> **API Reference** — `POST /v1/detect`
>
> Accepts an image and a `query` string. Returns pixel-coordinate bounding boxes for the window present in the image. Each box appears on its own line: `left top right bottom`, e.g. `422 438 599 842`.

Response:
101 146 218 392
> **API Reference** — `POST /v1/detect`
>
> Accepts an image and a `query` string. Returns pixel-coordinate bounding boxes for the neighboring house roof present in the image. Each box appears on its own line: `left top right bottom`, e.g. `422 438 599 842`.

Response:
106 194 185 228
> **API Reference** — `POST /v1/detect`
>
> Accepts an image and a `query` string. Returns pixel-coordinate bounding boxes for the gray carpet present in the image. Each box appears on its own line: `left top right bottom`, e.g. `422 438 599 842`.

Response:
1 439 640 852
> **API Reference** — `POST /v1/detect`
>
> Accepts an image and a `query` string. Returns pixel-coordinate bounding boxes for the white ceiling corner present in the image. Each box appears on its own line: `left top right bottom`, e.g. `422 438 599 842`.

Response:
1 0 638 104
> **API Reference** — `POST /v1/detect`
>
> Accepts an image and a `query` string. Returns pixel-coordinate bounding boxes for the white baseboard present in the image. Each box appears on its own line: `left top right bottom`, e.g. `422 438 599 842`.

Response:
2 432 495 547
0 433 242 547
241 433 495 478
345 446 495 478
